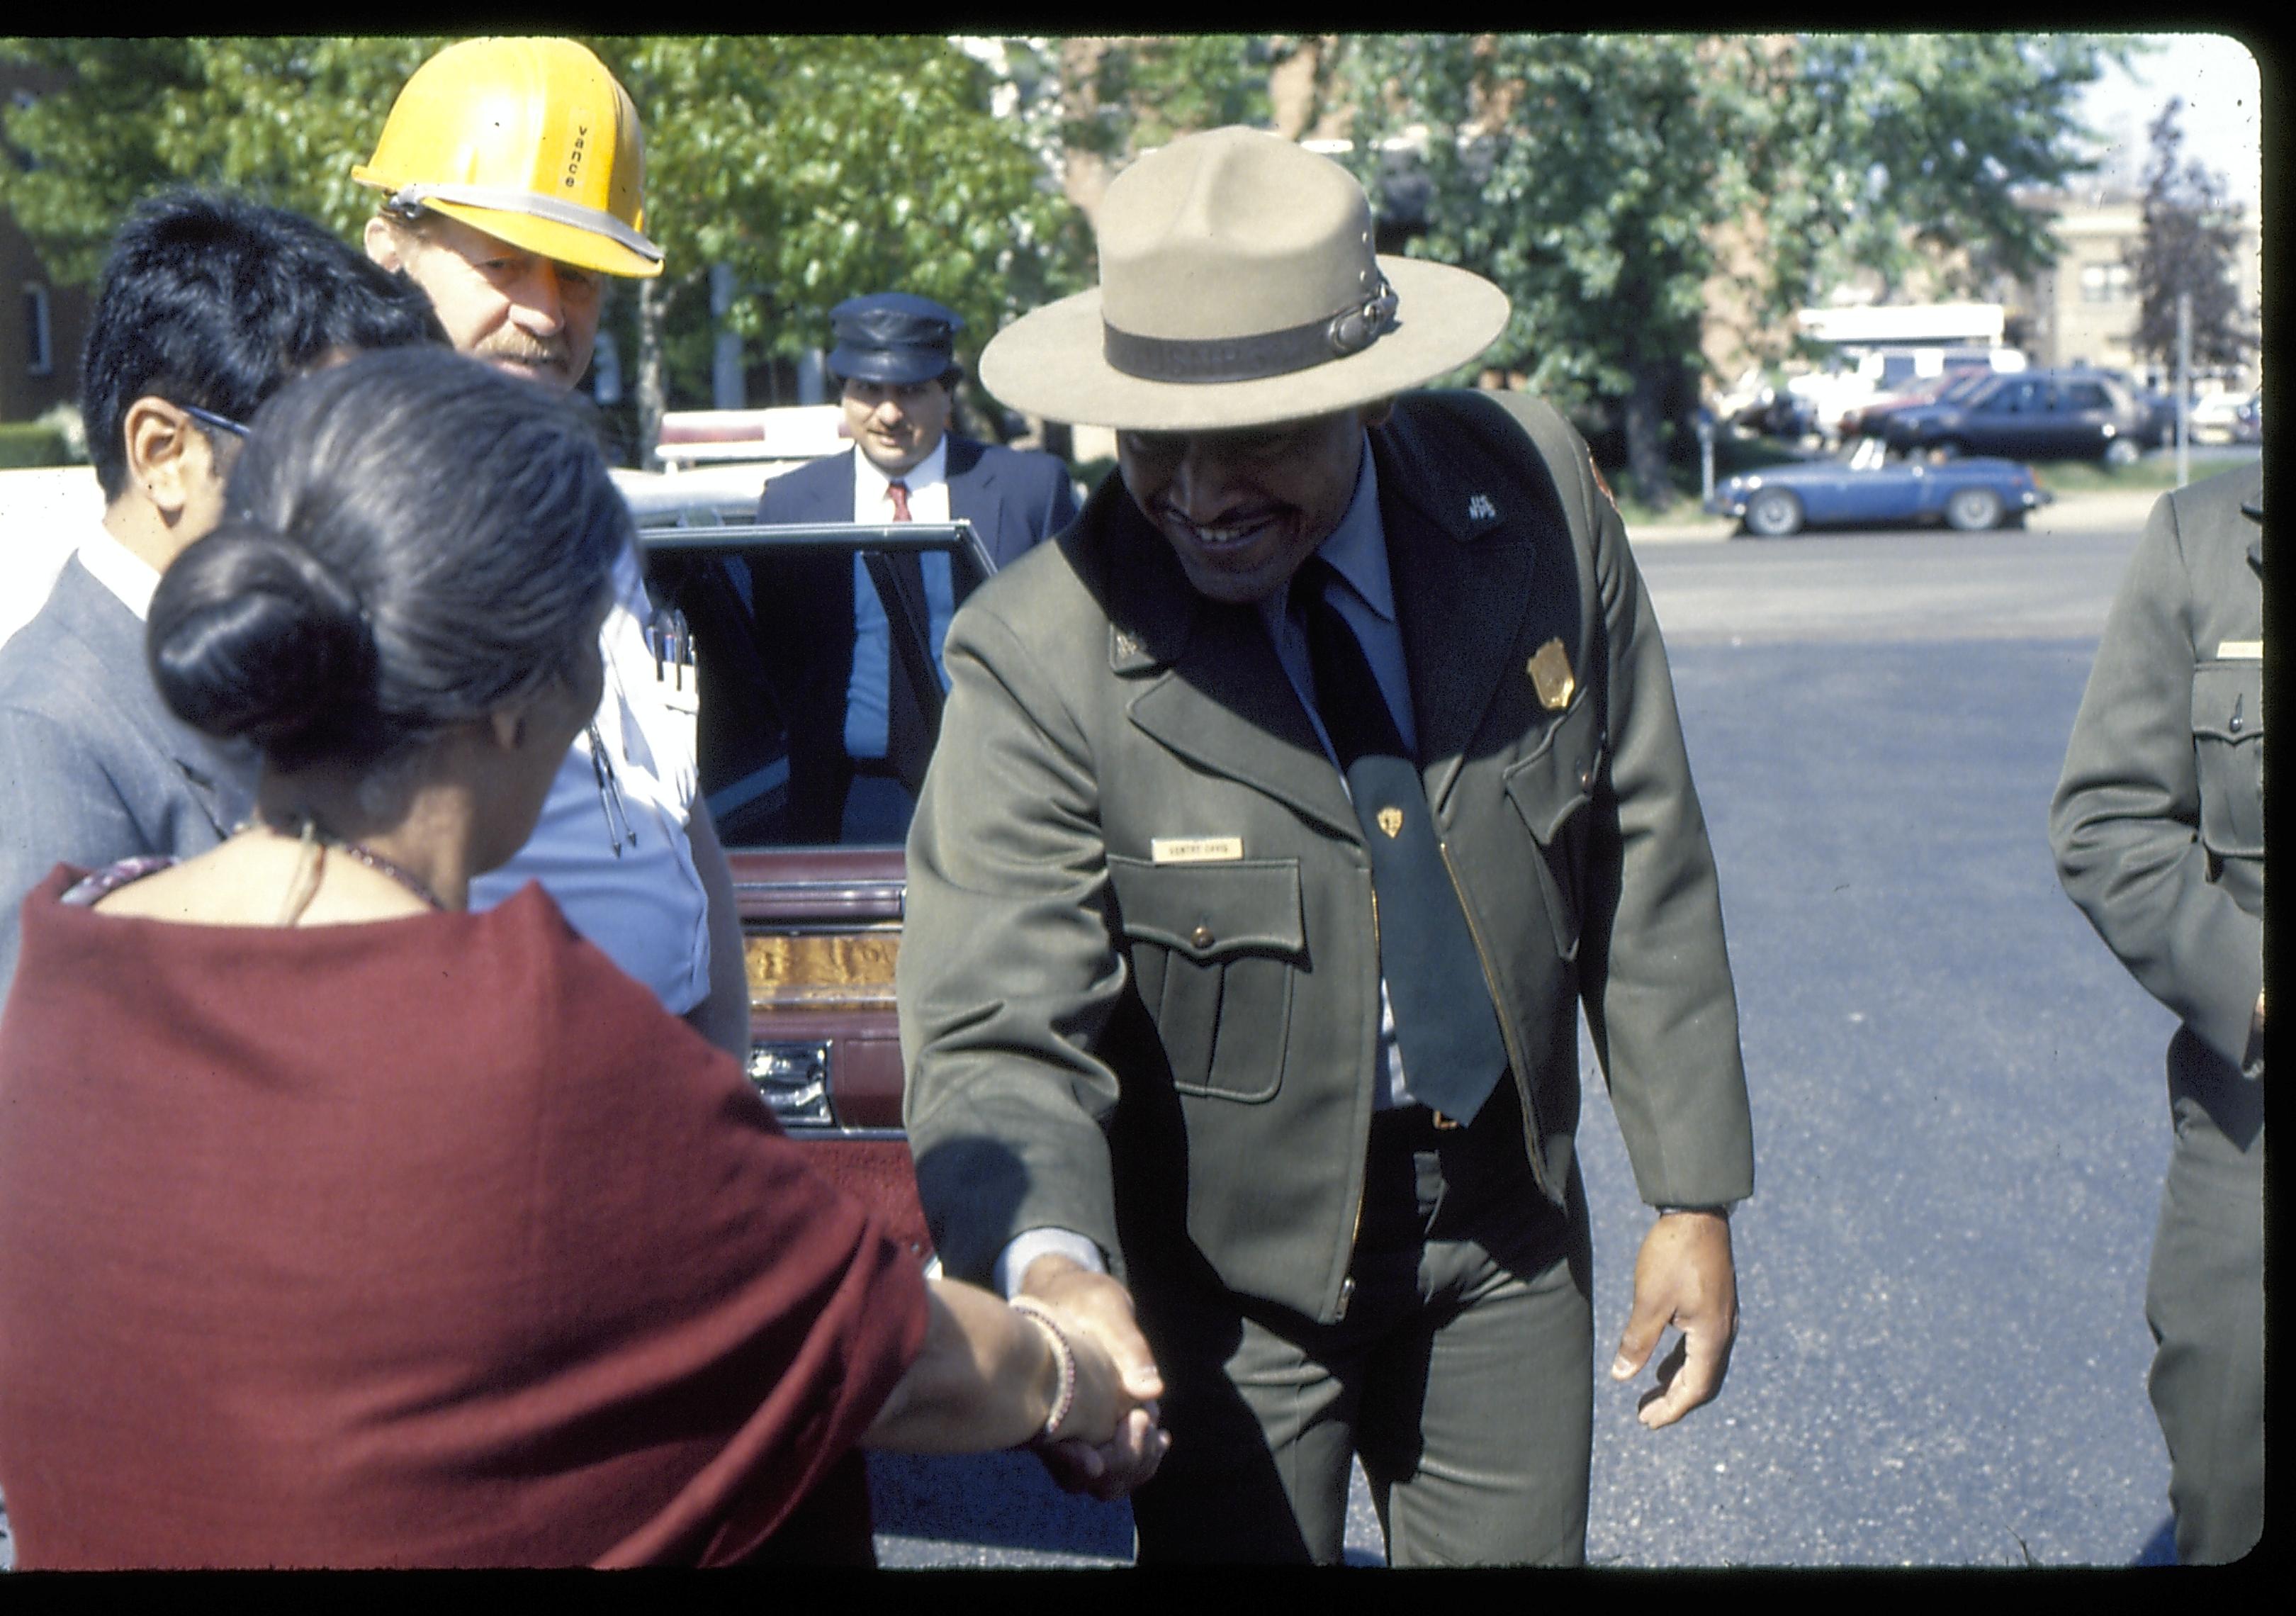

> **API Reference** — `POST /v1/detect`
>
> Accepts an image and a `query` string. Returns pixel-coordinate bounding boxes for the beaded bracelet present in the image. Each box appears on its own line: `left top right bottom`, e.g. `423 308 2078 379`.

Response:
1006 1296 1077 1447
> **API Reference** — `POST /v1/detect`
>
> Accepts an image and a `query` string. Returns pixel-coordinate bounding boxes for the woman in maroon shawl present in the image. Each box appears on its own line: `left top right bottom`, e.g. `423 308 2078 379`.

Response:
0 349 1161 1568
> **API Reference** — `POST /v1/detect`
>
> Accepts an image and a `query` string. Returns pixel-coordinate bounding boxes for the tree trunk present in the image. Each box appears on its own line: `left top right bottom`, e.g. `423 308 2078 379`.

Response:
1058 38 1113 222
637 276 668 473
1624 357 1677 512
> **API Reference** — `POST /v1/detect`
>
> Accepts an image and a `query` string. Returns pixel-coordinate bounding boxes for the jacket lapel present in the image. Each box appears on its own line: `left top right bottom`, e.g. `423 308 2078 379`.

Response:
945 437 1015 567
1371 421 1534 812
1093 483 1358 838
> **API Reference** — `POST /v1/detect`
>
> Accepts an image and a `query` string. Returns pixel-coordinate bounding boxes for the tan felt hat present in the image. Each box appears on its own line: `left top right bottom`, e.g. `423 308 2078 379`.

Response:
981 126 1509 432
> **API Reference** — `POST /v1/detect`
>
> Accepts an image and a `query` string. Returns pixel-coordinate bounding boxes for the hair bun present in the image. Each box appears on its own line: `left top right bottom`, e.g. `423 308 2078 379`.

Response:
147 520 378 754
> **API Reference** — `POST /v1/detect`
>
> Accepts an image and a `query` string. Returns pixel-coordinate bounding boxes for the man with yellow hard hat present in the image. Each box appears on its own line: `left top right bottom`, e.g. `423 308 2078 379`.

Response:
355 38 750 1060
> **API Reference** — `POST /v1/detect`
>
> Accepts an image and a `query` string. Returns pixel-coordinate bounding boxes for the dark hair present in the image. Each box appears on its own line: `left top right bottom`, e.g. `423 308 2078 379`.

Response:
81 189 449 503
147 347 627 774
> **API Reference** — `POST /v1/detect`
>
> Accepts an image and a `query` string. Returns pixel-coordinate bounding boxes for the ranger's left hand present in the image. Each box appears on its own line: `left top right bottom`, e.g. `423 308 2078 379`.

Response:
1610 1209 1738 1430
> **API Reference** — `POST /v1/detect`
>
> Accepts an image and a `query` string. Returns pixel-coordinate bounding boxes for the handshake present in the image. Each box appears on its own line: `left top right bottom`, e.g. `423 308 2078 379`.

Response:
1009 1255 1171 1500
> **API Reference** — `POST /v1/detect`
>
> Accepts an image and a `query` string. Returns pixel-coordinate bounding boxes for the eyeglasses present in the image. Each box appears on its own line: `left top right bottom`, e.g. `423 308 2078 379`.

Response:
177 403 249 440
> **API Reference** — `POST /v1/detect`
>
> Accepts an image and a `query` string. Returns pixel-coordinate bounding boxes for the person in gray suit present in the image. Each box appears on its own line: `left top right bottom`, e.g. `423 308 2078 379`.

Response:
0 191 446 1001
2050 462 2264 1564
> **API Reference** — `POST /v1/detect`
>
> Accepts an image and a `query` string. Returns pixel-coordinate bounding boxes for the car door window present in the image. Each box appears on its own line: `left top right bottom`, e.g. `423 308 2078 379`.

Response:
639 522 991 849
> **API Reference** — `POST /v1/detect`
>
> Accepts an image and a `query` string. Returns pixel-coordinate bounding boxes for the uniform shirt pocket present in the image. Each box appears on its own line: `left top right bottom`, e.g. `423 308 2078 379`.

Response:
2191 661 2263 858
1107 855 1305 1101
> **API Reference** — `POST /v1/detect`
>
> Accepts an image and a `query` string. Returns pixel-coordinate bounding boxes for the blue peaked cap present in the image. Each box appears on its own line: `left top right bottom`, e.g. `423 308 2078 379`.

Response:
828 292 965 386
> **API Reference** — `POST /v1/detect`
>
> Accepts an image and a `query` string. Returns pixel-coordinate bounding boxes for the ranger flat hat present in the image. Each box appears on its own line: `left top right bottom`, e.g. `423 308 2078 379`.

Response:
828 292 965 387
980 126 1509 432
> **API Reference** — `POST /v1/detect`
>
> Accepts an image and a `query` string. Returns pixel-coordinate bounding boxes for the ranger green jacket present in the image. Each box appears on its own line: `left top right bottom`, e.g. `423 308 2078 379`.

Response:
2052 462 2266 1084
899 391 1754 1323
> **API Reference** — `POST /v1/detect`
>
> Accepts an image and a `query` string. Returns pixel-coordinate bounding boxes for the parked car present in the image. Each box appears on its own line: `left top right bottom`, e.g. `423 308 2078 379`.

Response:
1705 443 2052 537
1881 368 2153 466
1839 367 1991 441
621 481 1005 1262
2188 389 2259 446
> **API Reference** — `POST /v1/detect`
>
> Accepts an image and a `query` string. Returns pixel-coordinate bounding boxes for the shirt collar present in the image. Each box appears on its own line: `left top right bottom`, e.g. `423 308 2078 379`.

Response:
76 517 163 622
853 435 950 507
1312 432 1393 622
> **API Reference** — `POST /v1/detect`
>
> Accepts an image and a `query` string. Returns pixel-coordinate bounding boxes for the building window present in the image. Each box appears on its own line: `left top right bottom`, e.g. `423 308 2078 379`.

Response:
2078 262 2133 304
23 284 53 377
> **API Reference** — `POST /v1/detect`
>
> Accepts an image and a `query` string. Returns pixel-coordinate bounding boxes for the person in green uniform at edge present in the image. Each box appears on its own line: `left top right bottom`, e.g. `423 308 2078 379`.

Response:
2052 461 2265 1565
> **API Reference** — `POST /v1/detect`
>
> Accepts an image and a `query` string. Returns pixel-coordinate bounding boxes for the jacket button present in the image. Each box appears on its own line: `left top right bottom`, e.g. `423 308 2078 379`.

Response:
1191 924 1215 949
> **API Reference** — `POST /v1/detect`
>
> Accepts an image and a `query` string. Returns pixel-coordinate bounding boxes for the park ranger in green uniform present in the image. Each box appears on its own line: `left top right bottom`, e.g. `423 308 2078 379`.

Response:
2051 461 2265 1565
896 127 1755 1564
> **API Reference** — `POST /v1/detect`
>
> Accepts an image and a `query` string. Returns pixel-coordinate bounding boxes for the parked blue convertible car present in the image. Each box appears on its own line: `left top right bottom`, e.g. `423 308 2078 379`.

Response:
1706 445 2052 537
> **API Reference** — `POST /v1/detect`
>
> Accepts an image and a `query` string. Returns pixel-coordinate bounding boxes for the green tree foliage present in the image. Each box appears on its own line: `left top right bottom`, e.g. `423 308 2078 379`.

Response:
1335 35 1768 507
0 37 443 282
1 35 1086 453
1057 35 1274 162
1333 33 2127 506
1767 35 2120 304
2124 97 2255 376
595 36 1084 374
5 33 2134 495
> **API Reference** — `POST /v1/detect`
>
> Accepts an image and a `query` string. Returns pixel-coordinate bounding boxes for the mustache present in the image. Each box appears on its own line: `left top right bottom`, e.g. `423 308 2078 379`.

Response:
476 331 573 369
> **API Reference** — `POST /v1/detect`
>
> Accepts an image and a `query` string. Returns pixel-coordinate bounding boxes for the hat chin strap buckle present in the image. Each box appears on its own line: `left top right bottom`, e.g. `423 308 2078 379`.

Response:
1327 276 1400 359
1102 271 1402 386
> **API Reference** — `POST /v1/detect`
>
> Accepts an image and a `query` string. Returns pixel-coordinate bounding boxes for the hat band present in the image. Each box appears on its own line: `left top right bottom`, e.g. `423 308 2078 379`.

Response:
1103 276 1399 385
385 182 663 264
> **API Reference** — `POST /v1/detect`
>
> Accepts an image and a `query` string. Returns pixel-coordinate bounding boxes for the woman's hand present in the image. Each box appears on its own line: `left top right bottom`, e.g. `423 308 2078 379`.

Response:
1020 1296 1149 1452
862 1277 1165 1467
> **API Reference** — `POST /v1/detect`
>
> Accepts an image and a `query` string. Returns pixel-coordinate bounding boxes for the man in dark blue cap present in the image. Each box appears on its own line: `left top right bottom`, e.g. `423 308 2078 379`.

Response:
753 291 1079 841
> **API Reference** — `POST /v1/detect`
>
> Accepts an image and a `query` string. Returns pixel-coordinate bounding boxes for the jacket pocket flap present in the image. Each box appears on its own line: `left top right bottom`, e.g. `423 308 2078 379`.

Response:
1107 855 1305 960
2192 662 2263 741
1501 694 1601 843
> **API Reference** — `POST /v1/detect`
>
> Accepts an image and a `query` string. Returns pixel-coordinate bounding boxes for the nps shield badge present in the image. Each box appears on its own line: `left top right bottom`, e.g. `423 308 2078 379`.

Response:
1527 638 1575 712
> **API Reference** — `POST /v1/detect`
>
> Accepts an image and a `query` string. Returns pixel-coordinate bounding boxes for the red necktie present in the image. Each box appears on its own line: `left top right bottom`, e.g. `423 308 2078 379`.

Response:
879 478 931 784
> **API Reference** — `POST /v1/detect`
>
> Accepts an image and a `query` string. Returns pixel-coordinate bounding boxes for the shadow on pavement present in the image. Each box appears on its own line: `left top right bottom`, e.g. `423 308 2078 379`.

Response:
869 1450 1135 1564
2132 1516 2177 1566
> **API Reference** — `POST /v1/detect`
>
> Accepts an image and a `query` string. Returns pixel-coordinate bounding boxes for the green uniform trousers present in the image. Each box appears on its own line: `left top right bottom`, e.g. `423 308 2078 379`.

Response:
2146 1028 2264 1564
1129 1084 1595 1565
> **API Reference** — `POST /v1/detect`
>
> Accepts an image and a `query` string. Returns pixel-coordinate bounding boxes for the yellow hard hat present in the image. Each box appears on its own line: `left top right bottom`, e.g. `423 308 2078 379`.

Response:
352 37 663 279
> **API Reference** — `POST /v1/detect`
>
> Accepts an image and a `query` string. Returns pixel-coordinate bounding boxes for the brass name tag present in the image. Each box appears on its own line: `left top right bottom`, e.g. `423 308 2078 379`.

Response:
1527 638 1575 711
1151 836 1244 864
2217 640 2263 661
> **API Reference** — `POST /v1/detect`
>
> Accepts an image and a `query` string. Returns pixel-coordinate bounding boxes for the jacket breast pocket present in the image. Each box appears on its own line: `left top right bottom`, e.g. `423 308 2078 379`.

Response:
2191 661 2263 858
1106 855 1305 1102
1501 693 1602 961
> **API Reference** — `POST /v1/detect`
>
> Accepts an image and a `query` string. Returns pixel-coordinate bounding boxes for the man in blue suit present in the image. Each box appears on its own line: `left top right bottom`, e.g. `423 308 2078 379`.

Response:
751 293 1079 842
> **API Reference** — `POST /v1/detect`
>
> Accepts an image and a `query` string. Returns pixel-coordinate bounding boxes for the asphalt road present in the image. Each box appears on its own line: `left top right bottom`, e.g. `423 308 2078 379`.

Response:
870 498 2196 1568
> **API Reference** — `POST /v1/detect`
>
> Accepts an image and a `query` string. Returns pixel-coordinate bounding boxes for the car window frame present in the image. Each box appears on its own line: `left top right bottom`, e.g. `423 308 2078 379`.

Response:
632 505 997 851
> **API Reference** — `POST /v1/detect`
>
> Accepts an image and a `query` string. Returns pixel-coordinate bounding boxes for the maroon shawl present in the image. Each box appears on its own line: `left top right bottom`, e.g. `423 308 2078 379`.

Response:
0 869 925 1567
